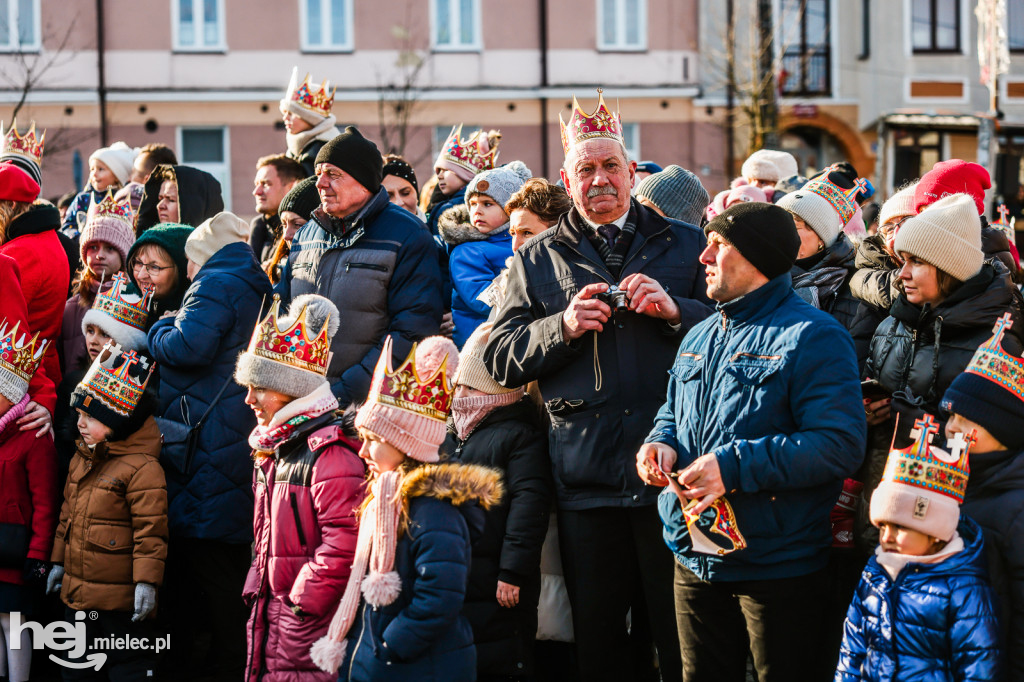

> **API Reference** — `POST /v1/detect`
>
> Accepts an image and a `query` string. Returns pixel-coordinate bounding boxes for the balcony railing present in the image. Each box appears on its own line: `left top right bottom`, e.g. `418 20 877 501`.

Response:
780 47 831 97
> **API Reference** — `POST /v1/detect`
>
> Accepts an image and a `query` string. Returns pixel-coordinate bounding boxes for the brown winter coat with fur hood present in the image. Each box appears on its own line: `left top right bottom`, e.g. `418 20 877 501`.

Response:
52 417 168 614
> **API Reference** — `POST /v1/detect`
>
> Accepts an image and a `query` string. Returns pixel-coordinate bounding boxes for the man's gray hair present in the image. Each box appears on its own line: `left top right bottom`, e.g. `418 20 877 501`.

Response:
563 140 631 173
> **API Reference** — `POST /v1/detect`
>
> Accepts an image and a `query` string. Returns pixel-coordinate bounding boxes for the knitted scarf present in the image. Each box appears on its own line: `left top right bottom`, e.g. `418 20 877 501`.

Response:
286 116 341 158
0 394 29 435
452 391 522 440
247 382 339 455
792 265 848 310
311 469 404 672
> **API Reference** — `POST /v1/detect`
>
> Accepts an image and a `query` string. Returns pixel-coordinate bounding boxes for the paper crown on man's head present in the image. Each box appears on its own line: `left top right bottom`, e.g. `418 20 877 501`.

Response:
559 89 624 156
0 119 44 168
435 125 500 176
0 318 49 404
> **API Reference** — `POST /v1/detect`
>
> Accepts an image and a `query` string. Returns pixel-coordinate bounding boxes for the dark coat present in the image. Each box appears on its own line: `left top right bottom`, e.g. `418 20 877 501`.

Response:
439 398 553 677
836 518 1002 681
961 448 1024 681
287 188 443 407
484 201 714 510
341 463 503 682
147 242 273 543
291 139 326 178
249 213 282 265
137 165 224 232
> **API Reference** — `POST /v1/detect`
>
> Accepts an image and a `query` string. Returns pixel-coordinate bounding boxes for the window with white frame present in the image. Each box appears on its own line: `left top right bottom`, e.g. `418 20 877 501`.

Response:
302 0 353 51
432 0 480 51
911 0 960 53
0 0 40 52
174 0 225 51
598 0 647 51
177 127 231 211
622 123 640 161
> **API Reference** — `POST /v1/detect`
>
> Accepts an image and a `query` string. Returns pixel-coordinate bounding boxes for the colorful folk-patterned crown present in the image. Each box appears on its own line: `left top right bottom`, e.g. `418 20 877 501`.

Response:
559 90 624 155
802 167 863 226
882 414 972 505
287 71 336 118
365 336 454 423
0 318 49 384
963 312 1024 402
0 119 45 166
247 294 331 377
78 342 155 417
438 125 500 175
92 273 153 334
87 190 135 229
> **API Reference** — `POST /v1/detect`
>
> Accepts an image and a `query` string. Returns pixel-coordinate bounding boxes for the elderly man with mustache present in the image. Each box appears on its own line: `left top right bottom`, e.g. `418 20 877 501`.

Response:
484 93 712 682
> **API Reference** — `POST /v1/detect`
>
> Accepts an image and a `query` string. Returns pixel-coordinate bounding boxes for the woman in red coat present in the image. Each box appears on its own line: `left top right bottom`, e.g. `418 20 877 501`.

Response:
236 294 365 682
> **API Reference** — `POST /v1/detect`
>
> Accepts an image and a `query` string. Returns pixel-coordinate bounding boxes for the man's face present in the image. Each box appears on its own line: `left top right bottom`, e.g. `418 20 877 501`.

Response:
699 231 768 303
315 162 372 219
560 139 636 224
253 165 294 216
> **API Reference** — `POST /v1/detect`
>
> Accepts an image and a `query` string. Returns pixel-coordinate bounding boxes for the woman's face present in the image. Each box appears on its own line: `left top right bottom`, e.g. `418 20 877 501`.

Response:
157 180 179 224
280 211 308 241
898 253 943 306
244 386 293 426
89 159 117 192
131 246 178 298
282 110 313 134
357 429 405 476
794 217 824 260
83 242 123 279
84 324 112 360
509 208 552 252
383 175 418 215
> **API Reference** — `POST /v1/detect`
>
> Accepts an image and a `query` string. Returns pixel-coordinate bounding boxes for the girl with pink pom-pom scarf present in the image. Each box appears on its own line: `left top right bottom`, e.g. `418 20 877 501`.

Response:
310 335 503 681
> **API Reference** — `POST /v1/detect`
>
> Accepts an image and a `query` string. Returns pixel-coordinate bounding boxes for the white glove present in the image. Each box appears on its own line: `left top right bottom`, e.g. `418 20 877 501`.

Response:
132 583 157 622
46 566 64 595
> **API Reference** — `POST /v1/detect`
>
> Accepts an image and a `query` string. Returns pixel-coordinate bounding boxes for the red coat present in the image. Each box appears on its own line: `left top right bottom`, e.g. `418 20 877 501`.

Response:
0 413 59 586
0 254 56 414
243 420 366 682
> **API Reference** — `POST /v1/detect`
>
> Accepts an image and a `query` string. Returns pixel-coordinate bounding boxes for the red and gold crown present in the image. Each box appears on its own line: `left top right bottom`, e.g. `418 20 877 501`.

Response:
77 342 154 417
87 190 135 229
365 336 454 423
962 312 1024 401
0 119 44 167
247 295 331 377
92 272 153 334
559 90 624 155
681 496 747 556
883 414 972 504
285 69 335 119
0 318 49 385
437 125 500 175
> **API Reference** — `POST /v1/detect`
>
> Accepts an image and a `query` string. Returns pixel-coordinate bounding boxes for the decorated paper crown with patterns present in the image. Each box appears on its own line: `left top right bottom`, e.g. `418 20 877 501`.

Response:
77 342 155 417
0 119 45 167
559 89 624 155
87 190 135 230
992 203 1016 243
91 272 153 334
286 71 336 119
364 336 454 423
882 414 973 505
247 294 331 377
962 313 1024 402
438 125 500 175
0 318 49 386
801 166 864 226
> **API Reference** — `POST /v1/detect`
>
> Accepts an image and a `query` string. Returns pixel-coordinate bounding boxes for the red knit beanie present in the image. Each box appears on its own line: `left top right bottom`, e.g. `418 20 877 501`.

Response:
914 160 991 215
0 162 40 203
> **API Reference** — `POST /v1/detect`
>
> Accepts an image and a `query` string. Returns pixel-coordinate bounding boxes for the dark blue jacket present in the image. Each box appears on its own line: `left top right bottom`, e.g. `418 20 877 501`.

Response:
647 274 866 581
836 517 1002 681
428 193 463 311
449 227 512 347
148 242 272 543
340 463 502 682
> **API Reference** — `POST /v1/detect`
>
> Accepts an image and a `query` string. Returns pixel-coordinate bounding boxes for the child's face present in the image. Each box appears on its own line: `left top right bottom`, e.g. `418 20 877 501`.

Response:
84 324 112 360
84 242 123 279
468 194 509 234
357 429 405 476
877 522 940 556
454 384 486 399
89 159 117 192
76 409 113 446
281 109 312 135
945 412 1004 453
243 385 293 426
435 168 466 196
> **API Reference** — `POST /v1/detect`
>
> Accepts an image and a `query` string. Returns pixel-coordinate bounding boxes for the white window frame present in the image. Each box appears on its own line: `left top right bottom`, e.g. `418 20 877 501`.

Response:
300 0 354 52
622 122 640 161
597 0 648 52
176 126 232 212
172 0 226 52
902 0 968 57
0 0 41 53
430 0 482 52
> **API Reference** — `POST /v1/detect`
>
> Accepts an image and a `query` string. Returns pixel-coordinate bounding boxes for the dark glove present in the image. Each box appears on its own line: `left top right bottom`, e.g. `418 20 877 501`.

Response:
284 596 308 619
22 559 50 584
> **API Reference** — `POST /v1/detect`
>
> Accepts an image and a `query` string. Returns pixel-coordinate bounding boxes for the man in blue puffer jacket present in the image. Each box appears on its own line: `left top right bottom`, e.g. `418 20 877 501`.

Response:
637 202 866 682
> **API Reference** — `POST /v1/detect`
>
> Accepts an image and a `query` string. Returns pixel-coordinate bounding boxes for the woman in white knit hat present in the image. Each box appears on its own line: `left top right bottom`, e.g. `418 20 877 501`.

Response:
849 182 919 314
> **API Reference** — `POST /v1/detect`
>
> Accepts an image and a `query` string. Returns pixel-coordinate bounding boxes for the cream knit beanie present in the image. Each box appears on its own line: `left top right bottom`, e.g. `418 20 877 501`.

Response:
455 323 521 395
879 183 919 226
893 193 983 282
185 212 250 268
741 150 781 184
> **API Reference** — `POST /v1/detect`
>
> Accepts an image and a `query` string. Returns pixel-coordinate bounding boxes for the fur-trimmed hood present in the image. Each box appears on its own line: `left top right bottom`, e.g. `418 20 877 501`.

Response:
402 461 504 510
438 204 494 247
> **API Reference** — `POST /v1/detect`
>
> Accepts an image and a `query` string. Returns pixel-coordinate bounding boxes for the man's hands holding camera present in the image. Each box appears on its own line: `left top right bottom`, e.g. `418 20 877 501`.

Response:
561 275 679 342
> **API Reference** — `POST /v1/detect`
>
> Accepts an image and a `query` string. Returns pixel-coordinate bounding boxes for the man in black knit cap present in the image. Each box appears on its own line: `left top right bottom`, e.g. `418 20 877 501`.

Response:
286 126 443 406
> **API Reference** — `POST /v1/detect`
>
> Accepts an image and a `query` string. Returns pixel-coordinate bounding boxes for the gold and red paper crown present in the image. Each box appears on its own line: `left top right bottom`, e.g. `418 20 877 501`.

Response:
286 70 336 119
883 414 972 505
0 318 49 384
0 119 44 167
802 167 863 226
437 125 499 175
87 190 135 229
963 312 1024 402
92 272 153 333
365 336 454 423
559 90 624 155
78 342 154 417
247 294 331 377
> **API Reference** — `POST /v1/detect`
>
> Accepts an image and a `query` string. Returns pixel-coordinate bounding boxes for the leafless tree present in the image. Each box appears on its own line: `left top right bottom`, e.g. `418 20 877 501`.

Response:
376 3 431 164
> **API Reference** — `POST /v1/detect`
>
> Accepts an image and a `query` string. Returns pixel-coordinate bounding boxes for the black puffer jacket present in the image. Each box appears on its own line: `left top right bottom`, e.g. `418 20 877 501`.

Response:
849 233 900 313
439 397 553 678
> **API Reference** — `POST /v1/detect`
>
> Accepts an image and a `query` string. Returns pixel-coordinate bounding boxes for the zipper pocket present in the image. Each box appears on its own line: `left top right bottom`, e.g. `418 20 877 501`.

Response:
345 262 387 273
729 352 782 362
289 492 307 548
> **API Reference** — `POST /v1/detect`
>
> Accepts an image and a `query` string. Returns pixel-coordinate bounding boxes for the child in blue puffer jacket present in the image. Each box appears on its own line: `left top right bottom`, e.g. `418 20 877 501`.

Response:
835 414 1002 681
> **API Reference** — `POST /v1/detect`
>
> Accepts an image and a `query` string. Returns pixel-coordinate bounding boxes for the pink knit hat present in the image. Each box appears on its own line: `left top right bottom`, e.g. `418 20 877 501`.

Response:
355 335 459 462
726 184 767 208
79 190 136 265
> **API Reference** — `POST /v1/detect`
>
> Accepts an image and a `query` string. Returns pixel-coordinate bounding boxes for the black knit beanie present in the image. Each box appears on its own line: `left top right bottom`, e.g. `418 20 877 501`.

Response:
382 155 419 195
279 176 321 220
315 126 383 194
703 202 799 279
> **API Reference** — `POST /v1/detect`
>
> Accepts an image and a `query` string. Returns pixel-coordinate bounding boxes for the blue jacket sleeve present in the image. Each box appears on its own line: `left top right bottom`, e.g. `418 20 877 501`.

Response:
646 369 683 455
949 577 1003 681
834 591 867 681
62 191 91 234
712 323 867 493
449 243 502 318
147 277 237 369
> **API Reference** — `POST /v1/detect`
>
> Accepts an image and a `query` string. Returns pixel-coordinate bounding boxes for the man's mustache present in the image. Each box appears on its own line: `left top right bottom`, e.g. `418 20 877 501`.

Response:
587 186 618 198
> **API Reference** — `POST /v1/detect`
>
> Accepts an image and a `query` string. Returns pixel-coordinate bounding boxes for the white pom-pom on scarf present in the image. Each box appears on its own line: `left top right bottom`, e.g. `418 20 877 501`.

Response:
362 570 401 607
310 636 347 673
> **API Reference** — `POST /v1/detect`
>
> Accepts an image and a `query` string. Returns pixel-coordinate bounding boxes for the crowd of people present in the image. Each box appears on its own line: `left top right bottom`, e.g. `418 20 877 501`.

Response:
0 69 1021 682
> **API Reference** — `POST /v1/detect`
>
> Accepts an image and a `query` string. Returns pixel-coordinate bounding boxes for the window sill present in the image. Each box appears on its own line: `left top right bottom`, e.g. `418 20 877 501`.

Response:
172 46 229 54
300 46 355 54
431 45 483 53
910 48 963 55
0 45 40 53
596 45 648 53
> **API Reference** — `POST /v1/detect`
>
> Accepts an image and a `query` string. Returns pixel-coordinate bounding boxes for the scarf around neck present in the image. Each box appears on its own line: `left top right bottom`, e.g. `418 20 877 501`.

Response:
247 382 339 454
286 116 341 158
874 532 964 581
452 391 522 440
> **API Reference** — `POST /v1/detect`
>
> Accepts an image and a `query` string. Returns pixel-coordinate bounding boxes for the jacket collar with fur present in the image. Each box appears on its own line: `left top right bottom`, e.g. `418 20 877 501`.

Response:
401 461 504 510
438 203 508 247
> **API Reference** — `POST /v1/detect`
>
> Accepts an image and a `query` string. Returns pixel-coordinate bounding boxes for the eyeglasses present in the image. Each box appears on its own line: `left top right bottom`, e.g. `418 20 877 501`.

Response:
131 260 173 277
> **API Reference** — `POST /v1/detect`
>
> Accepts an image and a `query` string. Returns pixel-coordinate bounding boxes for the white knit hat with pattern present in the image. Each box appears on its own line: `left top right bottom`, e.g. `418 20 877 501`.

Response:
893 193 983 282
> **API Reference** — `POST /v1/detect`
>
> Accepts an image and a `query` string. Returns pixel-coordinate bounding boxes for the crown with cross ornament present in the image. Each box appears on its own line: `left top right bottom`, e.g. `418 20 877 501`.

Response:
0 119 45 167
881 414 973 505
364 335 454 423
246 294 331 377
437 125 500 176
992 203 1016 243
801 166 864 226
283 68 335 119
90 272 153 336
87 190 135 230
0 318 49 400
559 89 624 155
75 342 155 418
960 313 1024 402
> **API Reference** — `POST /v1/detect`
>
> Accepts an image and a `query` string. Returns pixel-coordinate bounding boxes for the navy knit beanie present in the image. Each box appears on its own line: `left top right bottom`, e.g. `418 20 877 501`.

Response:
279 176 321 220
315 126 383 194
703 202 799 279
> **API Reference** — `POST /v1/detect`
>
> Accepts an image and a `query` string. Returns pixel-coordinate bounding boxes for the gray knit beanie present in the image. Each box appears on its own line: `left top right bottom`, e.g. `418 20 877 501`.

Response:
465 161 532 208
635 165 710 226
893 193 983 282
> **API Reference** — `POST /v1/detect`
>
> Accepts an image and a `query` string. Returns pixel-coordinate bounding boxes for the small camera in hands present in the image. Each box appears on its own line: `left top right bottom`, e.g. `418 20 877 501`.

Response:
595 284 630 315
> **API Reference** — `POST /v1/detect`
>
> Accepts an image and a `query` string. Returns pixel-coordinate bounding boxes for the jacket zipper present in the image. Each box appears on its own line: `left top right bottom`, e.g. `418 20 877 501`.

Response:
256 468 274 681
729 352 782 362
289 492 307 548
345 262 387 273
347 602 369 680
